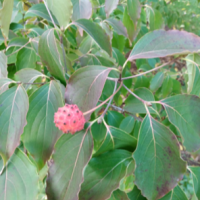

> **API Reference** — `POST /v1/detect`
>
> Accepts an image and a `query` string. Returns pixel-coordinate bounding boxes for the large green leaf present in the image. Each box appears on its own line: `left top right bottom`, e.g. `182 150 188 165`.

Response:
0 85 29 165
38 29 66 85
94 126 137 156
15 68 47 90
159 185 188 200
161 95 200 152
133 115 186 200
124 87 157 114
47 0 73 29
16 48 37 70
22 81 64 170
0 51 7 78
105 0 119 18
128 30 200 61
73 19 112 56
185 54 200 94
79 149 134 200
71 0 92 21
0 0 14 42
25 3 59 24
0 148 38 200
46 130 93 200
189 166 200 199
65 65 112 121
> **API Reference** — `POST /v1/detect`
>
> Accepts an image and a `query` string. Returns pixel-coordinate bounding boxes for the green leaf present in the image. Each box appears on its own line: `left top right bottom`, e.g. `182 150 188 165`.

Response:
47 0 73 29
22 81 64 170
133 115 186 200
127 0 141 24
128 186 147 200
0 148 38 200
15 68 47 90
161 95 200 152
185 54 200 94
134 75 150 89
46 130 93 200
119 116 135 134
65 65 112 121
108 189 130 200
150 71 164 92
16 48 37 70
105 0 119 18
79 149 134 200
191 65 200 96
124 88 157 114
0 78 15 95
0 0 14 42
0 85 29 165
149 9 164 31
128 30 200 61
73 19 112 56
159 185 188 200
0 51 7 78
107 110 124 127
106 18 128 38
161 75 173 98
71 0 92 21
123 7 140 43
94 127 137 156
25 3 58 24
189 166 200 199
38 29 66 85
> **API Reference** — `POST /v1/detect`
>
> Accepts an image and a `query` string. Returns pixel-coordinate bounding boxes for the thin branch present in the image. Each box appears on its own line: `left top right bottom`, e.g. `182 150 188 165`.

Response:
83 81 123 116
123 84 149 105
121 61 171 80
7 40 31 57
101 81 118 117
98 100 143 122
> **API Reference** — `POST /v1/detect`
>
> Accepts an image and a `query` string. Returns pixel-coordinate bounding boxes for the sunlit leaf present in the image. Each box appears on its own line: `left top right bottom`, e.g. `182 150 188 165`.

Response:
47 0 73 29
0 0 14 43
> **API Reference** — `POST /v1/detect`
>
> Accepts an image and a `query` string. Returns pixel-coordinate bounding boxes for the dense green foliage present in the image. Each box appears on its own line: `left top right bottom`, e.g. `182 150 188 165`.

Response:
1 0 200 199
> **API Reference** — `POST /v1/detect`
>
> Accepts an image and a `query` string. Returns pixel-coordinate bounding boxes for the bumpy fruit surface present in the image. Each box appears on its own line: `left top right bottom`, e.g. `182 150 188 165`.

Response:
54 104 85 134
